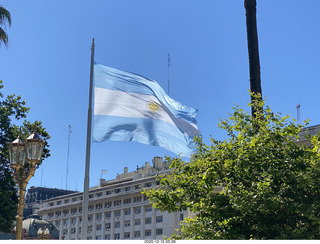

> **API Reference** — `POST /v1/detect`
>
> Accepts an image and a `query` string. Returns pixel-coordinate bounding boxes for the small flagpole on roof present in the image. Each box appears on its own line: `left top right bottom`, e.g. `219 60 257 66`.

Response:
81 38 95 240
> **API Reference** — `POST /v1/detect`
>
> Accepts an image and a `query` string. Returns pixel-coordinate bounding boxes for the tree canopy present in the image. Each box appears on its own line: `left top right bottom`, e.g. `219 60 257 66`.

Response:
0 81 50 233
143 97 320 239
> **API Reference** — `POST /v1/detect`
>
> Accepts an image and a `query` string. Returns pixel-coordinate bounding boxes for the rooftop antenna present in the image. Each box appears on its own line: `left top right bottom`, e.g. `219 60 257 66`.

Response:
296 104 301 125
168 53 171 95
66 124 72 189
41 167 43 187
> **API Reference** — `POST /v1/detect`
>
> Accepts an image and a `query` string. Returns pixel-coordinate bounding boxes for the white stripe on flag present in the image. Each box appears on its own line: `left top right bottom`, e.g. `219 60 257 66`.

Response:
94 87 176 125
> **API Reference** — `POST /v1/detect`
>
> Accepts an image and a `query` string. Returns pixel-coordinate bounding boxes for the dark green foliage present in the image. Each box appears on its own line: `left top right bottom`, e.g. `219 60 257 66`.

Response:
0 81 50 232
144 97 320 239
0 6 11 47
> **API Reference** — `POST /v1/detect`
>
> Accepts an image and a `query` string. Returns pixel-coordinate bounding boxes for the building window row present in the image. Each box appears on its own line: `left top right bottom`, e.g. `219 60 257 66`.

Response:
57 221 164 239
48 204 156 221
47 190 151 210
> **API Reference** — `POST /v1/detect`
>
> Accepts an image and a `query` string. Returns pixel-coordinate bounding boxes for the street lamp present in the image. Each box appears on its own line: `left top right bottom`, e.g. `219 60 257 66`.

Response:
37 226 50 240
9 130 45 240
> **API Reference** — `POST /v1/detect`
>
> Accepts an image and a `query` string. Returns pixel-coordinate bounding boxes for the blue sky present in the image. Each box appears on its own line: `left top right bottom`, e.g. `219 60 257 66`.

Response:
1 1 320 191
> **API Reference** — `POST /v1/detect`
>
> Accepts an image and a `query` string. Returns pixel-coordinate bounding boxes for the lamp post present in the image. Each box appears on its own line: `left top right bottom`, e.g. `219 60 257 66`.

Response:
9 130 45 240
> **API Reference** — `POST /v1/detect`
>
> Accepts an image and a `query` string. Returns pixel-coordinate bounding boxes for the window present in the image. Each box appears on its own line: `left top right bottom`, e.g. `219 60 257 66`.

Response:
105 234 110 240
57 201 62 205
96 192 103 197
96 236 101 240
156 216 163 223
96 225 102 231
63 229 68 235
88 205 94 211
72 197 77 202
134 231 140 238
135 185 141 189
124 232 130 239
64 199 70 203
96 213 102 221
114 200 121 206
55 211 61 217
144 195 149 201
134 207 141 214
89 194 94 199
124 221 130 227
71 218 76 225
114 188 121 193
125 186 131 191
87 236 92 240
124 209 131 215
114 233 120 240
105 201 112 208
71 208 77 215
63 209 69 216
133 196 142 202
49 202 54 206
71 228 76 234
79 207 82 213
145 217 152 224
115 211 121 218
88 226 92 233
145 206 152 212
105 223 111 230
180 213 184 221
96 203 103 209
145 182 152 187
56 220 61 227
48 212 54 218
134 219 141 225
115 222 120 228
105 212 111 219
156 229 163 235
145 229 152 237
106 190 112 195
123 198 131 204
88 215 93 222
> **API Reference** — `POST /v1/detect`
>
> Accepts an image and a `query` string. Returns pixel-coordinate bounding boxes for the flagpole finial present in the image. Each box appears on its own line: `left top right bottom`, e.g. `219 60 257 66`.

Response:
92 38 95 48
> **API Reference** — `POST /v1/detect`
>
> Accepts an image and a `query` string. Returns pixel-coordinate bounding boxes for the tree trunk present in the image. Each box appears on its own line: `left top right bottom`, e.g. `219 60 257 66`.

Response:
244 0 262 117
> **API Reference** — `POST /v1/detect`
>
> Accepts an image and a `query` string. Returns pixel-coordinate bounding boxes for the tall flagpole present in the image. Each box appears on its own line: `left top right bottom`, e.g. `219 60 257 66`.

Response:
168 53 171 95
81 38 95 240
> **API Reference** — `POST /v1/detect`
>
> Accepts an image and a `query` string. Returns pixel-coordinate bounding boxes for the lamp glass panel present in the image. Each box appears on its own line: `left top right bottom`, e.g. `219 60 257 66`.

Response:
32 143 38 160
17 146 26 165
38 143 44 160
10 148 17 164
10 145 26 165
26 143 32 160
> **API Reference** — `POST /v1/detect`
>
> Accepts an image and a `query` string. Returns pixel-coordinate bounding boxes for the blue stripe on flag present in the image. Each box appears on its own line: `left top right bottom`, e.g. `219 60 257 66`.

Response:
93 115 197 157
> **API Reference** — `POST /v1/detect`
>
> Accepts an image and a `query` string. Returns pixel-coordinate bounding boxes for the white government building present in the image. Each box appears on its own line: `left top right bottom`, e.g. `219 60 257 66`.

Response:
37 157 191 240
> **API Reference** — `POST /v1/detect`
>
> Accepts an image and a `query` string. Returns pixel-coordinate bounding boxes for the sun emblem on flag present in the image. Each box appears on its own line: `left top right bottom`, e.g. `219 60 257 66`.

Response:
148 101 160 112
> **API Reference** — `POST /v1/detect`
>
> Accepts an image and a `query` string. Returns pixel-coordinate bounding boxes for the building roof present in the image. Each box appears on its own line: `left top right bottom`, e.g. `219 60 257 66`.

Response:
22 218 59 239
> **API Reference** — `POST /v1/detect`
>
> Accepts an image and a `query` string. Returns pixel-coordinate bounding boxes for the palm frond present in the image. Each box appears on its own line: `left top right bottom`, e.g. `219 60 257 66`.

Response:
0 27 9 47
0 6 11 27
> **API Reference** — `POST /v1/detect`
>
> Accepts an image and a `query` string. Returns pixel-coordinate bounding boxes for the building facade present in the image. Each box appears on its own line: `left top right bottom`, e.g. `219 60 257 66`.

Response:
37 157 191 240
24 187 76 219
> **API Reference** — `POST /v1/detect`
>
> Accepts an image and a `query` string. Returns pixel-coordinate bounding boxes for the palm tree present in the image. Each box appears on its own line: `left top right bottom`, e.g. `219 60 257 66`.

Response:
0 6 11 48
244 0 262 117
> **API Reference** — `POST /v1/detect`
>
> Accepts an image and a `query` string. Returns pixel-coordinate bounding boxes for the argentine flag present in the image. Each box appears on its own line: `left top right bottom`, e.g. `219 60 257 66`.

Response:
93 63 200 158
